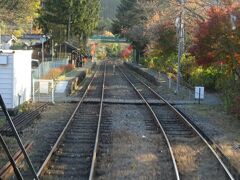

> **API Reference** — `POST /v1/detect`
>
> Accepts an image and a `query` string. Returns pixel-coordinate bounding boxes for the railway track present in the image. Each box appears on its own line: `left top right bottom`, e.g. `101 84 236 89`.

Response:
0 103 48 136
117 63 235 180
5 61 236 179
34 63 106 179
93 62 178 179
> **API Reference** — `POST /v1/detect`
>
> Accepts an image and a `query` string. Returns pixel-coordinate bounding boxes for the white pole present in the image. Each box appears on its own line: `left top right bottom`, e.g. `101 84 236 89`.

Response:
51 79 55 104
33 79 35 102
0 24 2 49
41 35 45 77
52 39 54 61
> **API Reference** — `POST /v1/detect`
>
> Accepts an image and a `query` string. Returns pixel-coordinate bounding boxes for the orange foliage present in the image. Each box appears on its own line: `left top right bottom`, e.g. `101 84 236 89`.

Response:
120 45 133 59
43 64 75 80
190 2 240 68
44 68 62 80
90 43 97 56
64 64 75 72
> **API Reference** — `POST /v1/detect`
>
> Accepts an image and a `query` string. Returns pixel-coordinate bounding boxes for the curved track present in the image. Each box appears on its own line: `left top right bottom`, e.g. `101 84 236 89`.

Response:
15 60 235 179
94 62 178 179
118 64 234 180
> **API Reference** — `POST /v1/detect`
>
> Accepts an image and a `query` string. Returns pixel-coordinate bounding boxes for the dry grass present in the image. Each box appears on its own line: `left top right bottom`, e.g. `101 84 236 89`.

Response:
182 104 240 172
173 144 198 173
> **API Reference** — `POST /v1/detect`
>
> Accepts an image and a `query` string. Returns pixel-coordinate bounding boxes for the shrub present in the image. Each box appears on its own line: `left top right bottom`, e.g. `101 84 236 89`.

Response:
189 66 221 90
64 64 75 73
96 46 107 60
44 68 63 80
43 64 75 80
106 43 121 57
231 96 240 119
216 74 240 116
181 53 197 82
143 53 177 75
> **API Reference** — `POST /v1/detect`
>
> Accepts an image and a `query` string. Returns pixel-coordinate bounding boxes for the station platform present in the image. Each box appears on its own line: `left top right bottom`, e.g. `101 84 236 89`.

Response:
53 61 96 102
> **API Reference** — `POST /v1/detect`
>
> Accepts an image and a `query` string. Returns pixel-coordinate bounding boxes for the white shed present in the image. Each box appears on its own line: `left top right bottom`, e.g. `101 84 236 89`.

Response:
0 50 32 110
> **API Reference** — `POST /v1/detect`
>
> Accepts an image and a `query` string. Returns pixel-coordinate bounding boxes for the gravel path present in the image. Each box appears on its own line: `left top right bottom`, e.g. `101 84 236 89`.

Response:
95 104 175 180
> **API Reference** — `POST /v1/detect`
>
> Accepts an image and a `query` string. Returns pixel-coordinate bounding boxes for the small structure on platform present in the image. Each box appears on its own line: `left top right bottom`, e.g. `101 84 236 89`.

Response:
0 50 32 111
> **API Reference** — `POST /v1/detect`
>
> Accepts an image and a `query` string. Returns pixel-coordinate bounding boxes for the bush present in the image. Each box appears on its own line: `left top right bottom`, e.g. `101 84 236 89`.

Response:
96 46 107 60
216 74 240 116
64 64 75 73
44 68 63 79
181 53 196 82
106 43 121 57
189 66 221 90
143 53 178 75
43 64 75 80
231 96 240 119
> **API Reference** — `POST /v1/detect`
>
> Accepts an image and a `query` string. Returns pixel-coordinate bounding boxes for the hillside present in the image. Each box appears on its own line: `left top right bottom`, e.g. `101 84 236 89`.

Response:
101 0 120 19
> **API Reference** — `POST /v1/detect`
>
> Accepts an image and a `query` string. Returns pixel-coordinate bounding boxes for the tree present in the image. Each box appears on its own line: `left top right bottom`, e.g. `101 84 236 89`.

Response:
190 3 240 77
112 0 137 34
0 0 40 36
38 0 100 45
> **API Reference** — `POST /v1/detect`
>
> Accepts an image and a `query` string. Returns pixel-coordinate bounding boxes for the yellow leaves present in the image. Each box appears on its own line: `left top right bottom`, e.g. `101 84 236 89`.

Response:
103 31 114 37
13 29 24 37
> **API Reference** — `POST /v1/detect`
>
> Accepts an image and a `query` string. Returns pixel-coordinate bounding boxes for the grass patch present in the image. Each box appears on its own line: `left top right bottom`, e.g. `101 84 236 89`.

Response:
0 117 6 128
184 104 240 141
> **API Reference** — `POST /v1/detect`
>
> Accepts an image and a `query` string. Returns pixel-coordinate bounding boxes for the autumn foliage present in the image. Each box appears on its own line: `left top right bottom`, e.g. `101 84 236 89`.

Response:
120 45 133 59
43 64 75 80
190 3 240 75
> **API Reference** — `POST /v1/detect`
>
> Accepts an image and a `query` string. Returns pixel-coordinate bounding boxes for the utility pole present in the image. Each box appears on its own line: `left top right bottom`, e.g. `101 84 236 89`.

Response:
176 0 185 94
68 0 73 41
68 15 71 41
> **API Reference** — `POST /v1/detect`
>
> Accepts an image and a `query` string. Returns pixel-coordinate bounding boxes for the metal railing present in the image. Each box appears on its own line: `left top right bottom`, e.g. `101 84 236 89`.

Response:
32 58 68 79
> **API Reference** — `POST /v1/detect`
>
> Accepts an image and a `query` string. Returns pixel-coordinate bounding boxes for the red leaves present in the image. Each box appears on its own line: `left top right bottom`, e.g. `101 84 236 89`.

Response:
120 45 133 59
190 3 240 69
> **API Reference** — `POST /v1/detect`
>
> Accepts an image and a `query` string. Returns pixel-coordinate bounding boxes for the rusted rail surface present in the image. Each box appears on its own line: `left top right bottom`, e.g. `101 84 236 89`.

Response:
0 141 33 179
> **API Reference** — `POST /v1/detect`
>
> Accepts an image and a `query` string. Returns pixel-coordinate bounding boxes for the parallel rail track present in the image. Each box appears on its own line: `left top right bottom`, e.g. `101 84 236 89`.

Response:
93 63 177 179
7 61 236 179
118 64 235 180
0 103 48 136
36 63 106 179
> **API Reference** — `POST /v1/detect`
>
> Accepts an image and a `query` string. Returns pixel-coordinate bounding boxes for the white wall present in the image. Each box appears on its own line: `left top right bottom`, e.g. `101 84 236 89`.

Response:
0 50 32 109
0 53 14 108
13 51 32 108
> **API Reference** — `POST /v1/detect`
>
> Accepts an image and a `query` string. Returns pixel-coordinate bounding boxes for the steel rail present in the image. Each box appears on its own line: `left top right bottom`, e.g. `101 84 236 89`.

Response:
0 134 23 180
89 62 106 180
0 95 39 180
37 65 101 177
126 68 235 180
1 103 48 134
117 66 180 180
